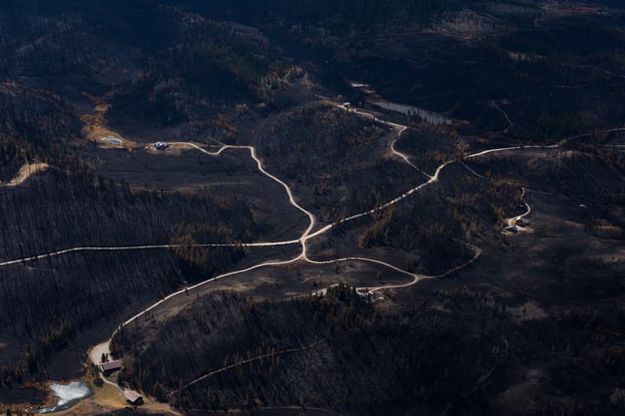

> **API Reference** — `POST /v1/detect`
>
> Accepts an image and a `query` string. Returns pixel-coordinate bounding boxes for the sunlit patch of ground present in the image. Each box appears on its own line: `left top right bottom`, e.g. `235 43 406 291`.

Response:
81 95 136 150
85 371 181 415
1 162 49 187
88 376 126 410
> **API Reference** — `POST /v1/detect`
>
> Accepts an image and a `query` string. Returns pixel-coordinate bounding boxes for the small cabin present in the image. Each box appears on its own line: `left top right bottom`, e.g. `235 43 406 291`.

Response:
99 359 123 375
123 389 144 406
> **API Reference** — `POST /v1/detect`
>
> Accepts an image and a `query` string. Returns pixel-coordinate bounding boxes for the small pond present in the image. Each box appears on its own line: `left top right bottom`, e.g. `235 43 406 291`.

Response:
99 136 123 146
38 382 92 414
371 101 452 125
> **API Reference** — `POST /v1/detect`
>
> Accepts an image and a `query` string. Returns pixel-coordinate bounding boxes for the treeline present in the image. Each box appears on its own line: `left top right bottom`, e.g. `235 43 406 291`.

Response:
470 145 625 206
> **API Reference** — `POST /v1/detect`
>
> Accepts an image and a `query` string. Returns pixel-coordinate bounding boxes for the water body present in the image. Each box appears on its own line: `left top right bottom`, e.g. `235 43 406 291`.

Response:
371 101 452 125
100 136 123 146
39 382 92 414
348 80 452 125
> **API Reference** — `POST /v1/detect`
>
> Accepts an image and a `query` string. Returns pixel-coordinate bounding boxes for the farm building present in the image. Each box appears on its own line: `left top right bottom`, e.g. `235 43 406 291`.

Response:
99 359 123 375
123 389 144 405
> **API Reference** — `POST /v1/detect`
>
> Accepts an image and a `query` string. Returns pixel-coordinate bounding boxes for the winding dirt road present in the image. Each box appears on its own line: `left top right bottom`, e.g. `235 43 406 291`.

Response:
306 244 481 294
336 104 432 178
3 100 570 409
504 187 532 230
2 109 617 271
85 108 551 381
169 142 318 258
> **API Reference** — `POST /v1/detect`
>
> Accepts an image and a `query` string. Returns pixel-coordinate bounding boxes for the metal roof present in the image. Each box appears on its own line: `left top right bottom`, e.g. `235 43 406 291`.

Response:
123 389 143 403
99 359 123 372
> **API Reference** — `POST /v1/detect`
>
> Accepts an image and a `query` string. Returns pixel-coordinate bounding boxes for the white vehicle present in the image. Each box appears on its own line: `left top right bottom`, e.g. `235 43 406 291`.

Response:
154 141 170 150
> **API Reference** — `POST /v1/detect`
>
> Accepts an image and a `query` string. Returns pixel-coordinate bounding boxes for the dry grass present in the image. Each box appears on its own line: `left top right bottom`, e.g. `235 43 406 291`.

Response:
81 95 136 150
1 162 49 187
86 368 181 415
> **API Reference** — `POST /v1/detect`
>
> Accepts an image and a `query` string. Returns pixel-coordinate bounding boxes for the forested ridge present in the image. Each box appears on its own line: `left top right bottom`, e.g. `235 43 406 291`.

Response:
113 285 625 415
0 0 297 139
1 1 625 414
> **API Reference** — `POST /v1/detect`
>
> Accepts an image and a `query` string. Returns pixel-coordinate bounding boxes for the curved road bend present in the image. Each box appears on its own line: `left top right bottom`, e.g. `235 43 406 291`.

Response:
505 188 532 228
169 142 317 257
1 103 566 404
333 103 433 178
306 245 482 294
